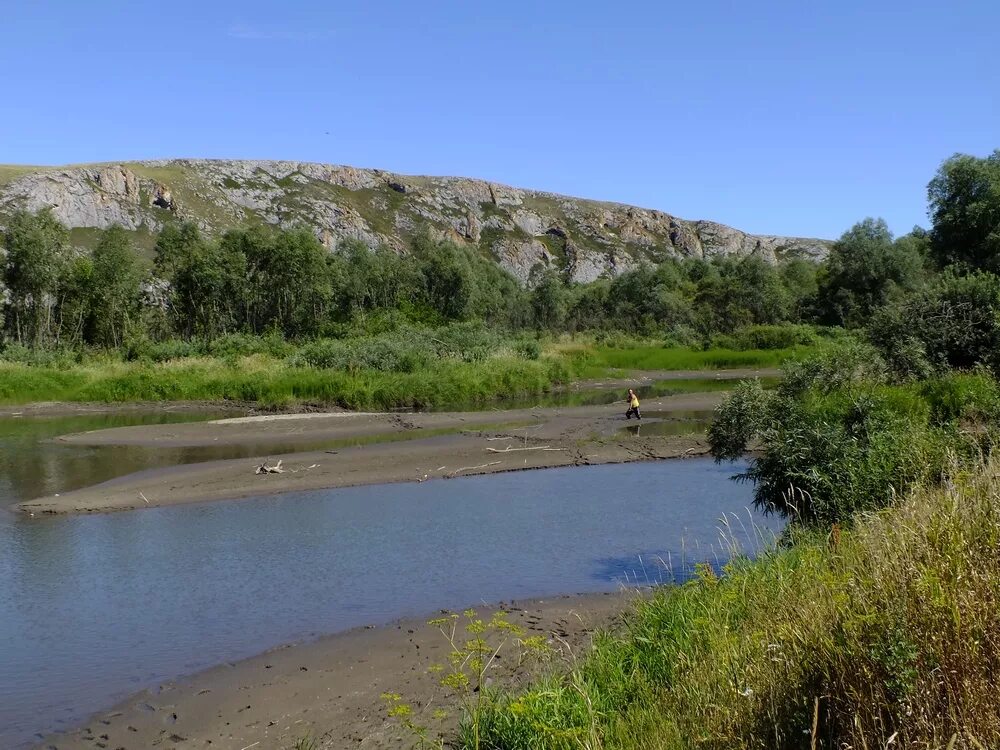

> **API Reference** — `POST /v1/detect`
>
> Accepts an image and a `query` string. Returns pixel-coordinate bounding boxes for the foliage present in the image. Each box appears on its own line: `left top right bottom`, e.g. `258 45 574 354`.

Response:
383 609 552 750
87 226 142 347
2 209 70 345
710 344 994 525
471 460 1000 748
868 270 1000 376
928 150 1000 271
815 218 925 327
709 323 821 351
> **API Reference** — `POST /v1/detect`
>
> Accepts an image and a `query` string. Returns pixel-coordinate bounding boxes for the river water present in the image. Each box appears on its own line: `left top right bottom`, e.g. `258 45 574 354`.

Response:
0 411 774 748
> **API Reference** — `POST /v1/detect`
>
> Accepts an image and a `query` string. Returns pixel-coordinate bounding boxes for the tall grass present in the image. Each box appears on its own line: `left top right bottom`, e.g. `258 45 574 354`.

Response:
0 356 572 410
471 458 1000 749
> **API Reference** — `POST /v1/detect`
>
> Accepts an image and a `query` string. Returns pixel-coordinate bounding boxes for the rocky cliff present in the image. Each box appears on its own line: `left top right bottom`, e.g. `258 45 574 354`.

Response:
0 160 830 284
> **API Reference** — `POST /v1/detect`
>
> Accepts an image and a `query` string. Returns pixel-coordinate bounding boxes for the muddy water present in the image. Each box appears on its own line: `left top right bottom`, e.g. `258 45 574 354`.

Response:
0 451 774 748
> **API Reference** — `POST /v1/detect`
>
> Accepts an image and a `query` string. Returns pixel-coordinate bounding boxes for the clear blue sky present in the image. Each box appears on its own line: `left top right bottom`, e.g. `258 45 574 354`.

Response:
1 1 997 239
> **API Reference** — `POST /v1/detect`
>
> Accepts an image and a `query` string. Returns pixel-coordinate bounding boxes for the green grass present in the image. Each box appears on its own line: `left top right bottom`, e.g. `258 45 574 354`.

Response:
0 355 573 410
469 459 1000 749
0 164 41 187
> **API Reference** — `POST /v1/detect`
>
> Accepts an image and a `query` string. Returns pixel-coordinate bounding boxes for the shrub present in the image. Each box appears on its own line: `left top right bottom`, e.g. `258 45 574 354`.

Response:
778 339 887 396
711 348 996 525
710 324 820 351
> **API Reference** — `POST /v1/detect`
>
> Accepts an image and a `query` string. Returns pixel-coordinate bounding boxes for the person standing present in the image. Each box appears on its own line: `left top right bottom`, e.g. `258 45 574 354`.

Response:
626 388 642 420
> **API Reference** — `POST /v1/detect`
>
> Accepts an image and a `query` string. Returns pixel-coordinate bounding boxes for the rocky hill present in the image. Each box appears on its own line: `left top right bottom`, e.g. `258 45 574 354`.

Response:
0 160 831 284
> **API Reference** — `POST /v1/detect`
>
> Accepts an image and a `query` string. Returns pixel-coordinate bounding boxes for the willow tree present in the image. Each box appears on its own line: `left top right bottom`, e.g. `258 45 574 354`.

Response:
2 209 70 345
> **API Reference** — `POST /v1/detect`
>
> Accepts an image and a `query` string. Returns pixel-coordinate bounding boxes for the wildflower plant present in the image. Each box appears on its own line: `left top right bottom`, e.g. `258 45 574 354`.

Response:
383 608 553 750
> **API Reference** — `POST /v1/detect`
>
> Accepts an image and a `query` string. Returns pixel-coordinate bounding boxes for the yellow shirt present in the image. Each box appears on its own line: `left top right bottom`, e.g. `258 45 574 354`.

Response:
630 395 639 408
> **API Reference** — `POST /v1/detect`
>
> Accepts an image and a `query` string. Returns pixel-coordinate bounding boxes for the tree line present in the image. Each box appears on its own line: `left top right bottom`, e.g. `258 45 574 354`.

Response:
1 149 998 354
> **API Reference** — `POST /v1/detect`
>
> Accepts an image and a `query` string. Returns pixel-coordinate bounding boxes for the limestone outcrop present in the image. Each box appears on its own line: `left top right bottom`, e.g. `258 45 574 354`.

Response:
0 159 831 284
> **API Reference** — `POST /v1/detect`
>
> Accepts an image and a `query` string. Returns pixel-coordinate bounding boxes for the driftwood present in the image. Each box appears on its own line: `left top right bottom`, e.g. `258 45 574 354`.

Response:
447 461 501 477
486 445 568 453
255 459 285 475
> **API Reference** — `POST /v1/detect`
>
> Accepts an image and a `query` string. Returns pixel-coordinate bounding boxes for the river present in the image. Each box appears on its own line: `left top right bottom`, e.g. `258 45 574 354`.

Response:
0 410 775 748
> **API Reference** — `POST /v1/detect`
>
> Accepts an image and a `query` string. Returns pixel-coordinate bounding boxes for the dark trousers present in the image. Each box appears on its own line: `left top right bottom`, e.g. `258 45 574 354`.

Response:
626 406 641 420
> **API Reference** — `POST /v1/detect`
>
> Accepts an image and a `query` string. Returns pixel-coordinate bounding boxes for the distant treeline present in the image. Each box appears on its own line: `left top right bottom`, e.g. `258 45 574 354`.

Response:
2 150 999 368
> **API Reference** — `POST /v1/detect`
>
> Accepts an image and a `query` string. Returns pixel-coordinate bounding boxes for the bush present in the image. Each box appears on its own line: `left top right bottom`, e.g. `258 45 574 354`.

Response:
710 348 995 525
0 342 80 368
778 339 887 396
514 338 541 360
710 324 820 351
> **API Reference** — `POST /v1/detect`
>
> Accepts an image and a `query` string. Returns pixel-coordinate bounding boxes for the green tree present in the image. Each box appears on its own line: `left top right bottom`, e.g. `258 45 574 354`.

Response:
815 218 923 327
88 226 143 347
412 234 475 320
928 150 1000 270
779 258 819 320
869 270 1000 375
54 255 93 346
2 209 70 344
606 261 694 334
230 226 332 337
336 241 421 316
693 256 789 333
154 222 205 276
529 268 568 330
566 279 610 332
171 234 246 338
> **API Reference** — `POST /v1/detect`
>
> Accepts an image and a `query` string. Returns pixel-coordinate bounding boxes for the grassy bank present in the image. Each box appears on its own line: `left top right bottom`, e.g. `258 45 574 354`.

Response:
0 355 572 410
0 329 808 408
468 459 1000 749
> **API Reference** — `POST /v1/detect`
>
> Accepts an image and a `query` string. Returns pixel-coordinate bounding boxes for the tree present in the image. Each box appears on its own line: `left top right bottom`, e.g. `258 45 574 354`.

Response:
154 222 205 276
869 270 1000 374
779 258 819 320
2 209 70 344
928 150 1000 270
171 234 246 338
412 235 475 321
336 241 422 316
606 261 695 334
230 226 332 337
88 226 143 347
693 256 789 333
815 218 924 327
529 269 568 330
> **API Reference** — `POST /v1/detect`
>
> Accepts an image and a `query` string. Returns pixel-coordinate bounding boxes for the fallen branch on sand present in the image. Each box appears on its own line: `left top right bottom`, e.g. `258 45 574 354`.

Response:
255 460 285 475
447 461 501 477
486 445 568 453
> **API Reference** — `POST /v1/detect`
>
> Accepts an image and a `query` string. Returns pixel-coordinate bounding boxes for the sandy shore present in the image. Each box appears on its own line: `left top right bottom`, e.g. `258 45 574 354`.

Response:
35 591 634 750
19 394 722 515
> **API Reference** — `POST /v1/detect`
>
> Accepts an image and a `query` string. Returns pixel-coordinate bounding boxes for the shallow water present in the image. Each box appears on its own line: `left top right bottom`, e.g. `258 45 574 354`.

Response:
619 409 716 437
0 452 774 748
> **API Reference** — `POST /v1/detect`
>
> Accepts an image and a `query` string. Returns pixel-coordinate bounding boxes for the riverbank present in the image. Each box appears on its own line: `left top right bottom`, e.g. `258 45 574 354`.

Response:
18 394 721 515
35 591 634 750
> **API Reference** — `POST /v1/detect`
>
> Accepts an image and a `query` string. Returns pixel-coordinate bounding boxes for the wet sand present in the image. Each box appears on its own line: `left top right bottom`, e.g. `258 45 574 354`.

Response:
35 591 634 750
19 394 722 516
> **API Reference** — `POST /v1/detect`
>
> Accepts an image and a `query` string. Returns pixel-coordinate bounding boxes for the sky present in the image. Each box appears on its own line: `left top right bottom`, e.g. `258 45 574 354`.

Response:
1 0 997 239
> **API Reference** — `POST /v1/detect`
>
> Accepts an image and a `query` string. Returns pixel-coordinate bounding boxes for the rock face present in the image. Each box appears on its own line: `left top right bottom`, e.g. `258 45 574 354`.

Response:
0 159 831 284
